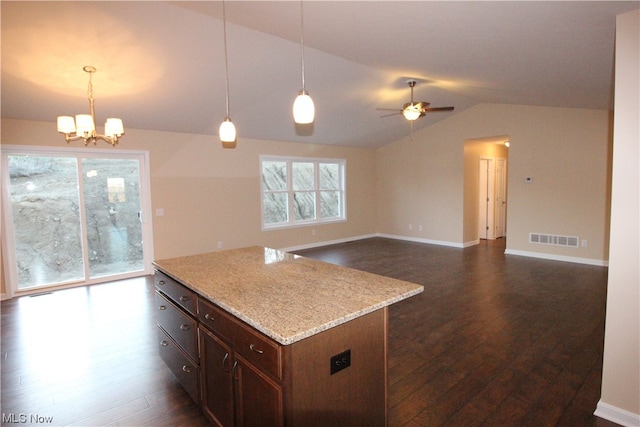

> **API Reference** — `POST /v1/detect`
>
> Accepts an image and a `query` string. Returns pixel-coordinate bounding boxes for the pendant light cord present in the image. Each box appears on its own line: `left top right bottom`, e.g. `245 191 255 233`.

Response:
300 0 306 91
222 0 230 117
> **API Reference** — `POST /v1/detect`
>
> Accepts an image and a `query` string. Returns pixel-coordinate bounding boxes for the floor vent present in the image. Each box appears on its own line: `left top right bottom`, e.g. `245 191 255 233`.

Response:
530 233 579 248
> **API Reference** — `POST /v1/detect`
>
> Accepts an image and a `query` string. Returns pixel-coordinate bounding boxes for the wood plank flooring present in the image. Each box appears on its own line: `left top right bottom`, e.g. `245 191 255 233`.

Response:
1 238 618 426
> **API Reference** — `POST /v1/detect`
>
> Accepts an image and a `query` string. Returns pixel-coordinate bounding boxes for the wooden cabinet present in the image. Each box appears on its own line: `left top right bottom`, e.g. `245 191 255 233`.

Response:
199 326 235 427
198 297 284 427
234 354 283 426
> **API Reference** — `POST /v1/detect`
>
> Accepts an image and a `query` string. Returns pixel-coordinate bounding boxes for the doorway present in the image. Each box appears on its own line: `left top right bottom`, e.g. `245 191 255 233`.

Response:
2 146 154 297
462 136 509 245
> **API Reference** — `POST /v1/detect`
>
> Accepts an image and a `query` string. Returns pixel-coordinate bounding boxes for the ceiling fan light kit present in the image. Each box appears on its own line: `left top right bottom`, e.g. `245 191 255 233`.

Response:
57 65 124 147
402 103 422 121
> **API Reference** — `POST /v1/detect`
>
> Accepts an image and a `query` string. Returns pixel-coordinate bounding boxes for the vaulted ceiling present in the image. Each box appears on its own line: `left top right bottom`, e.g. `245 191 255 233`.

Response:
2 1 638 148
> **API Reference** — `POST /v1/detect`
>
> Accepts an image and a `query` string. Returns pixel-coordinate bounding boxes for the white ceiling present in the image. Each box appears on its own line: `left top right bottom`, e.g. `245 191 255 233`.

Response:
2 1 638 148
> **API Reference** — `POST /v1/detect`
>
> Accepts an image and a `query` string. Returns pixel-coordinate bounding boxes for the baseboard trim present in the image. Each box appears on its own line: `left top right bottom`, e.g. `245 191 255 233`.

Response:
376 234 464 248
280 234 378 253
594 401 640 427
504 249 609 267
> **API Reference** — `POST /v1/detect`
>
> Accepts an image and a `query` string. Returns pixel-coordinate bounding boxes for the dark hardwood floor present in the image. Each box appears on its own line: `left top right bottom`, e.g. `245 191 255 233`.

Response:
1 238 618 426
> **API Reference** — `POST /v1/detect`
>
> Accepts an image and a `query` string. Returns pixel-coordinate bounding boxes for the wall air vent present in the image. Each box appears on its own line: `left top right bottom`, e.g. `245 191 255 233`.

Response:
529 233 579 248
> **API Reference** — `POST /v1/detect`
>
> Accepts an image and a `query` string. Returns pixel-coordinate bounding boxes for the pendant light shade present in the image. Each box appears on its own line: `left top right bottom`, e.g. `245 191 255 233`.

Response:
293 89 315 124
219 117 236 142
293 0 314 124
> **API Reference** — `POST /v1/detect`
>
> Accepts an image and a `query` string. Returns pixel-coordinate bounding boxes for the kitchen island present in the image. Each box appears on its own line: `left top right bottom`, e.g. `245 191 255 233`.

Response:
153 246 423 427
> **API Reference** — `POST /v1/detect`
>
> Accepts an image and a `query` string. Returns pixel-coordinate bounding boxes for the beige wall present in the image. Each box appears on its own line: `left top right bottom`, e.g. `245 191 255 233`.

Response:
597 9 640 423
376 103 612 264
0 105 613 296
1 119 378 296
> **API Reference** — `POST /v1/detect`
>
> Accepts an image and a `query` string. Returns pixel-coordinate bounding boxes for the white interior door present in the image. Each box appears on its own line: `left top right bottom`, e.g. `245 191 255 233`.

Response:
478 158 495 240
495 158 507 238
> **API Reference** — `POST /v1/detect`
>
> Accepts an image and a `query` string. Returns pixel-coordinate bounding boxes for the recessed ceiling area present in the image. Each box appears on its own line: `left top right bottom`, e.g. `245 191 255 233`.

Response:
2 1 637 148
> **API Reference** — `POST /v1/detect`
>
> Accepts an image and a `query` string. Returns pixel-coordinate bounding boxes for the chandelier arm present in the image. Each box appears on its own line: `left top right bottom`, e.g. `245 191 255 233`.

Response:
87 68 98 135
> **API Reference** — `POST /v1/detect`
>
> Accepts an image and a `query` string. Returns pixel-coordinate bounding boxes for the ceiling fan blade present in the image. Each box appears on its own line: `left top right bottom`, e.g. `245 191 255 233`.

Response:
377 108 401 111
380 112 401 118
422 106 455 112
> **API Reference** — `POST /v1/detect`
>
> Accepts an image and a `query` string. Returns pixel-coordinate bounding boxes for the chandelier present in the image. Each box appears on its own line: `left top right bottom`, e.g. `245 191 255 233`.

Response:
57 66 124 147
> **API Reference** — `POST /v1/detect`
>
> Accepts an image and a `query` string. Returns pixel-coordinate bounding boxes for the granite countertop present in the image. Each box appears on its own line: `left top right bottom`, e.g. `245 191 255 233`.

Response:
153 246 424 345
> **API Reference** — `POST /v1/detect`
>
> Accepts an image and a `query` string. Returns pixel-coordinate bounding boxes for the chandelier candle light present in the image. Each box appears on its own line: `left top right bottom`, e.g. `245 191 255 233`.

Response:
57 66 124 146
293 0 314 124
219 0 237 145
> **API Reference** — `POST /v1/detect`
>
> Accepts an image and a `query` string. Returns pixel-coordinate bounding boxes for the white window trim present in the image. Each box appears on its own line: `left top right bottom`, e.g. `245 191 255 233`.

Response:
260 155 346 230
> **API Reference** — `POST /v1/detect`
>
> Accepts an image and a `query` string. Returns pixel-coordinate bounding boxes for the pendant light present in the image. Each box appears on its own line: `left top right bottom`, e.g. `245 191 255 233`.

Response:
293 0 314 124
219 0 237 146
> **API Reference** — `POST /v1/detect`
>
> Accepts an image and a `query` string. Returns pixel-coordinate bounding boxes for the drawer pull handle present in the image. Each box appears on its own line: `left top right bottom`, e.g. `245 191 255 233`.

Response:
158 280 165 285
159 305 166 310
160 340 168 347
204 313 214 321
182 365 192 373
180 324 190 331
249 344 264 354
179 296 189 302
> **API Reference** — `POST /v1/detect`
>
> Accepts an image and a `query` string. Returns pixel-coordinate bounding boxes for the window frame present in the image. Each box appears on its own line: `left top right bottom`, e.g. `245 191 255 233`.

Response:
260 155 346 230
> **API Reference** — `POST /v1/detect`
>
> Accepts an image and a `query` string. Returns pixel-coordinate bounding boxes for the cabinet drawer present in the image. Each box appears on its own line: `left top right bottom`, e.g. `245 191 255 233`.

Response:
233 321 282 380
156 291 198 361
155 270 196 316
198 297 282 380
157 327 200 404
197 297 238 342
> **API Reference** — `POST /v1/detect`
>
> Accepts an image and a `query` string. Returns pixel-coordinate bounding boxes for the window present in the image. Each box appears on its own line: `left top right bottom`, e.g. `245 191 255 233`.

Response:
261 156 345 229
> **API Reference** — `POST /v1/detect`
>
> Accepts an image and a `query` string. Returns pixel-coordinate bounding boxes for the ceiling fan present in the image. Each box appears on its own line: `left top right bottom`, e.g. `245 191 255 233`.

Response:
378 80 454 121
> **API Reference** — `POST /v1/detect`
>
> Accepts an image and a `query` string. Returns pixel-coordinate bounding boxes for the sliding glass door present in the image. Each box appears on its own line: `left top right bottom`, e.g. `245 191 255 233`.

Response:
81 157 144 278
2 147 153 294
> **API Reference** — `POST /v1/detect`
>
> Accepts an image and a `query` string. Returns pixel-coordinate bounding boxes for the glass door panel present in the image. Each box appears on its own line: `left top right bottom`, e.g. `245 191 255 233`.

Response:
8 155 85 289
81 158 144 278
